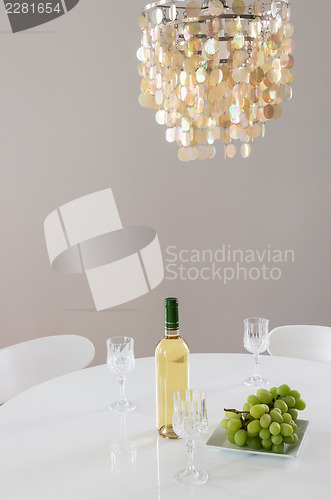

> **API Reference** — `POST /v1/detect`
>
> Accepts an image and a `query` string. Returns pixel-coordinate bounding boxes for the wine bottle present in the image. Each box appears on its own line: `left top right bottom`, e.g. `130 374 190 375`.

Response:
155 297 190 438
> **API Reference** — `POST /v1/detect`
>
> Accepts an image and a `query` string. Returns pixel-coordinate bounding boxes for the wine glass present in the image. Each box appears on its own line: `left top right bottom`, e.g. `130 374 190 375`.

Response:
244 317 269 387
106 336 136 412
172 389 208 486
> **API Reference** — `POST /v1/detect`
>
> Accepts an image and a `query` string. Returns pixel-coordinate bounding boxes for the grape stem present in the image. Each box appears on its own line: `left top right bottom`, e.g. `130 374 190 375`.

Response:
224 408 250 414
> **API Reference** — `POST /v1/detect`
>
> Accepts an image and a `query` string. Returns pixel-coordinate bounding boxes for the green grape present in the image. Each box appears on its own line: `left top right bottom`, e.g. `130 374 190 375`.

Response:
271 434 283 445
292 433 298 444
272 443 284 454
283 434 295 444
288 408 298 421
277 384 291 397
269 409 283 424
289 421 297 433
220 419 229 429
234 429 247 447
246 436 262 450
282 396 296 408
256 388 273 405
269 422 281 435
273 407 282 414
294 399 306 411
269 387 278 398
247 420 262 435
227 418 242 432
250 404 266 418
289 389 301 401
225 411 241 419
274 399 288 413
247 395 260 406
282 413 292 424
262 438 272 450
226 430 236 444
262 404 270 412
259 428 271 439
243 402 252 412
280 423 293 436
260 414 272 428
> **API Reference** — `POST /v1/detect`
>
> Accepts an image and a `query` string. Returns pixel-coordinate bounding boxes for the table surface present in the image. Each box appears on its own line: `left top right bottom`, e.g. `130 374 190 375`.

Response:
1 353 330 500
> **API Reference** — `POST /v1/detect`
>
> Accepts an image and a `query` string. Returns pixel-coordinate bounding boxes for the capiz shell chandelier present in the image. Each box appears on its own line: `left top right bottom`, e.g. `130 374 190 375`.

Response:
137 0 294 161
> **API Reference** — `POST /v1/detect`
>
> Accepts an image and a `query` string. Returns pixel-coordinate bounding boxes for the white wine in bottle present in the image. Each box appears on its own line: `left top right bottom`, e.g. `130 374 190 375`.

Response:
155 297 190 438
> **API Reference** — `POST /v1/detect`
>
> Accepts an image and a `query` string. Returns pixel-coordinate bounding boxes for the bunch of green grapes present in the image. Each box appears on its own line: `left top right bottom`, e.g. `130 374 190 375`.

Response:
220 385 306 454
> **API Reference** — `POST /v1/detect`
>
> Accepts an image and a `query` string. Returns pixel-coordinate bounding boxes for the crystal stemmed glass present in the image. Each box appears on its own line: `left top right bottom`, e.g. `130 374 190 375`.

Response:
172 389 208 486
244 317 269 387
106 337 136 412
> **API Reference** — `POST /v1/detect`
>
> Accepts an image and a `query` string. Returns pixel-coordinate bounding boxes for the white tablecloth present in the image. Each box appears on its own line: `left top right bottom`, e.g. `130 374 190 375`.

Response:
0 353 330 500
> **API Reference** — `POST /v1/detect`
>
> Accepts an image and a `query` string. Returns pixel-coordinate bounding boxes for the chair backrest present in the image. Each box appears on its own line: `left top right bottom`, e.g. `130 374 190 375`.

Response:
268 325 331 363
0 335 95 404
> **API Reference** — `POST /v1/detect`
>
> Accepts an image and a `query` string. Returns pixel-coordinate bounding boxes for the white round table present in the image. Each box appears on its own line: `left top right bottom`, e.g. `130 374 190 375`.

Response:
0 353 330 499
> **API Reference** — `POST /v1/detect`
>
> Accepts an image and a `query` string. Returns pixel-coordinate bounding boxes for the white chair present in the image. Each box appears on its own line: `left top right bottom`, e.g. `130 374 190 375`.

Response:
268 325 331 363
0 335 95 404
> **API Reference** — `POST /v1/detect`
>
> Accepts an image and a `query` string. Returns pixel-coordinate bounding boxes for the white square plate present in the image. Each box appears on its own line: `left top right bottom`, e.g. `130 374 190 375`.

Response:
206 419 309 458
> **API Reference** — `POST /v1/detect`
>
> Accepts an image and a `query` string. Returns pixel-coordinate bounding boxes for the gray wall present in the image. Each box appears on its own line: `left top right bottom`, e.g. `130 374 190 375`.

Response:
0 0 330 366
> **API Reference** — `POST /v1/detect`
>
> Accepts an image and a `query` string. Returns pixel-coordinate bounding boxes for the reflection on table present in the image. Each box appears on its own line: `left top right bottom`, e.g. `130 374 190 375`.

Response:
1 354 330 499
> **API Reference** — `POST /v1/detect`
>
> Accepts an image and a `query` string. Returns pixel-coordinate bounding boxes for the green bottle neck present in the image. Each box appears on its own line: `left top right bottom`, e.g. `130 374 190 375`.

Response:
164 297 179 332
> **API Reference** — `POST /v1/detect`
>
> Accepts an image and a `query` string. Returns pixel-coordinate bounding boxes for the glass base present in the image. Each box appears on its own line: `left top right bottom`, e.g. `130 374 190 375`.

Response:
244 376 268 387
109 400 136 412
174 468 208 486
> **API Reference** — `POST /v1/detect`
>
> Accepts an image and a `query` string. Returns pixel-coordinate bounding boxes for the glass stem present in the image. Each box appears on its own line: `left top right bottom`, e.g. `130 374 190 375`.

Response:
185 440 195 475
119 375 127 404
253 353 260 379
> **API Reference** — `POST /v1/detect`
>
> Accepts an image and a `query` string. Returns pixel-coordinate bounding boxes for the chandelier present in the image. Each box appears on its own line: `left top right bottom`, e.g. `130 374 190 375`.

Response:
137 0 294 161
